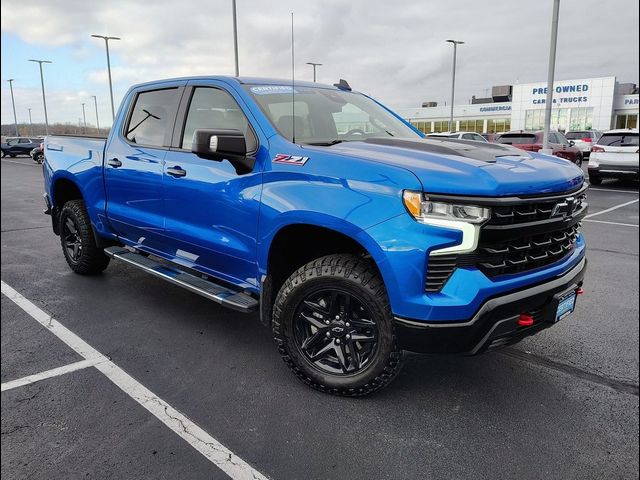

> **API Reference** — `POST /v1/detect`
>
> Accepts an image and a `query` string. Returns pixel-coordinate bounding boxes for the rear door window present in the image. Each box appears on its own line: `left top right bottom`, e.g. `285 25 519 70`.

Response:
124 88 181 147
597 133 639 147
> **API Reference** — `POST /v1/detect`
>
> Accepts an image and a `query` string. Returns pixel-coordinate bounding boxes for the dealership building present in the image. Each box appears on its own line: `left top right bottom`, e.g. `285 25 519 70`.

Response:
396 76 639 134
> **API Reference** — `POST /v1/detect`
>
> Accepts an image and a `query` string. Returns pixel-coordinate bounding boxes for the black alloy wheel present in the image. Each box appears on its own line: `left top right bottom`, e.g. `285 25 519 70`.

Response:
293 288 378 375
272 254 403 396
58 199 110 274
62 216 83 263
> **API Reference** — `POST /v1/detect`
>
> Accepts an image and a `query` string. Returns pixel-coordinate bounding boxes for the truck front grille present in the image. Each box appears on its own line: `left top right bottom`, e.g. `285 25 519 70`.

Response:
425 186 587 293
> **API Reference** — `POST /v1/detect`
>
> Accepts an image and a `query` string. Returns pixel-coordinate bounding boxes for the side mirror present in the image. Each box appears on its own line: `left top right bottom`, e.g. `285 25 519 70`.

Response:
568 140 575 147
191 129 255 174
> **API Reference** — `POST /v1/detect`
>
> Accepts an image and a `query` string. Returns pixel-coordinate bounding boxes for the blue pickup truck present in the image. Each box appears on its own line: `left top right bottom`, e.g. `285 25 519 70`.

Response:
43 76 587 395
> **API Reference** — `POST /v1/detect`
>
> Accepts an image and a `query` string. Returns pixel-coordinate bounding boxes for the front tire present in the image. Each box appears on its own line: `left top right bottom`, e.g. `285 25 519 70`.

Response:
58 200 110 274
575 154 583 168
34 152 44 164
272 254 403 396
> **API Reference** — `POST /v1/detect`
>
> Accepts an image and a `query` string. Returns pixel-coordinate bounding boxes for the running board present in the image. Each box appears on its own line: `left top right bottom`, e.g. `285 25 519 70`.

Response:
104 247 258 313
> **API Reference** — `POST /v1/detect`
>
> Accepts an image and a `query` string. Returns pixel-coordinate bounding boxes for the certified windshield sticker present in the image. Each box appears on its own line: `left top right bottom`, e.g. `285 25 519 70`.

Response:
250 85 298 95
273 154 309 166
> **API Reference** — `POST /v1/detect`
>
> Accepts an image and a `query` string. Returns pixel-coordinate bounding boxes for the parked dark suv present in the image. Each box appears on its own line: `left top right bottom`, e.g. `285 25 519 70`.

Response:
1 137 43 157
497 131 584 166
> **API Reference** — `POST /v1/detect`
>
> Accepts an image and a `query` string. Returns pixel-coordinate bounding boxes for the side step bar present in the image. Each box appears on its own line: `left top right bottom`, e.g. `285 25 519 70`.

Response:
104 247 258 313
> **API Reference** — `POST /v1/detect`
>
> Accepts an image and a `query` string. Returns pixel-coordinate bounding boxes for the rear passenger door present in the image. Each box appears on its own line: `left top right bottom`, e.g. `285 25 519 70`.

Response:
161 82 265 288
104 82 184 253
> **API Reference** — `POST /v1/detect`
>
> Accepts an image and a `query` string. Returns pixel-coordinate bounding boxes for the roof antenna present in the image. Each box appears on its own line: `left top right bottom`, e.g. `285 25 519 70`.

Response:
291 11 296 144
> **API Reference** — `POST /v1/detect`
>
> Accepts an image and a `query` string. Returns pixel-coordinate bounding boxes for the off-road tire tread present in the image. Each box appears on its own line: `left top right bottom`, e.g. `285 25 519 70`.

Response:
272 254 403 397
59 200 110 274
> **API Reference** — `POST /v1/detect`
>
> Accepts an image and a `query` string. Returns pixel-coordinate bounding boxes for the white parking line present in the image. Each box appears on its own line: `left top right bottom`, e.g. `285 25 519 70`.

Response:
589 187 639 194
585 199 639 219
1 359 103 392
1 159 39 166
1 281 270 480
583 219 639 228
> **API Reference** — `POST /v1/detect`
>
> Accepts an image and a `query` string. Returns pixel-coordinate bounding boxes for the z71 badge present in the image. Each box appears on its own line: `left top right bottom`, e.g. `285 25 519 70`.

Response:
273 154 310 166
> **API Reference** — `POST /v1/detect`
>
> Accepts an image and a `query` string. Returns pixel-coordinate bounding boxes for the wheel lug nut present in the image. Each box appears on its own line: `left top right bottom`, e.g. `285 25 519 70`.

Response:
346 334 351 340
325 320 330 325
345 322 350 327
335 339 341 344
326 332 331 337
335 315 340 320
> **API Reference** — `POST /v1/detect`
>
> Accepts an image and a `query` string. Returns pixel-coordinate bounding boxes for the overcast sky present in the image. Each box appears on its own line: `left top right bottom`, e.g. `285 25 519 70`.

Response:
1 0 638 127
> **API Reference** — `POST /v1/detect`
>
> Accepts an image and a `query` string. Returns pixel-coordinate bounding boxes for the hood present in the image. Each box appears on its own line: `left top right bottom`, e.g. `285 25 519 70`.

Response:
324 137 584 197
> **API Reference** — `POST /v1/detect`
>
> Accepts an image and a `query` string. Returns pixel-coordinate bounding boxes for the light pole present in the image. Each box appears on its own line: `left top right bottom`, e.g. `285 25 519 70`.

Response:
306 62 322 82
91 34 120 121
7 79 19 136
91 95 100 132
28 59 52 135
446 39 464 132
81 103 87 133
542 0 560 152
232 0 239 76
27 108 33 136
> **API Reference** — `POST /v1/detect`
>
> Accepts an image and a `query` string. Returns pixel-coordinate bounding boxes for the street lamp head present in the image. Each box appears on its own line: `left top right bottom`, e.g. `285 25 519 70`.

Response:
91 34 121 41
7 78 14 82
306 62 323 66
28 59 53 64
446 39 465 45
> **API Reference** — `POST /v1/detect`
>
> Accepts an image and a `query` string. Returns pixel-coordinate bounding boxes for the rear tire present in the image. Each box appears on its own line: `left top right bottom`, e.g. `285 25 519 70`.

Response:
588 173 602 186
272 254 403 396
59 200 110 274
34 152 44 164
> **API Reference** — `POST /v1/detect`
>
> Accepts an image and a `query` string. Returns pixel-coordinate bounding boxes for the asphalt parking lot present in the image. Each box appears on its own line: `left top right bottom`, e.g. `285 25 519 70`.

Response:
1 155 638 480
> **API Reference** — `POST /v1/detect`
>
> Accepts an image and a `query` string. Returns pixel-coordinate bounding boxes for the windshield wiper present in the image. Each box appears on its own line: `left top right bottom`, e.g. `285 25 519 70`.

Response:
306 140 344 146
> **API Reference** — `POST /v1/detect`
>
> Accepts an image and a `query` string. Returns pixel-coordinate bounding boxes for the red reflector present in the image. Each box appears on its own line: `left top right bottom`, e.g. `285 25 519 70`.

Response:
582 137 592 142
518 313 535 327
577 288 585 295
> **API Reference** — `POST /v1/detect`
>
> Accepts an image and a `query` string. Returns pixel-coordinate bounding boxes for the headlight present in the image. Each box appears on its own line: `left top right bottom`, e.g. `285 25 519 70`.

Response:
403 191 490 224
403 190 491 255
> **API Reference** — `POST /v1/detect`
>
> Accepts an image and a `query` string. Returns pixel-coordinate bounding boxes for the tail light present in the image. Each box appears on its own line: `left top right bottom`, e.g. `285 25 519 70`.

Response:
582 137 592 142
591 145 605 153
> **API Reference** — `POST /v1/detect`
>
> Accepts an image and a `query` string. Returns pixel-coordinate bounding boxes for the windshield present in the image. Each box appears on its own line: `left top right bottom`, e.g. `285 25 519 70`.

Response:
597 133 638 147
497 134 538 145
245 85 420 145
565 131 590 140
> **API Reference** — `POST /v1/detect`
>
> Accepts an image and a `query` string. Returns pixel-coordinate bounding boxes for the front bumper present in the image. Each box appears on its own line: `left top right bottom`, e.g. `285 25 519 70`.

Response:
394 257 587 354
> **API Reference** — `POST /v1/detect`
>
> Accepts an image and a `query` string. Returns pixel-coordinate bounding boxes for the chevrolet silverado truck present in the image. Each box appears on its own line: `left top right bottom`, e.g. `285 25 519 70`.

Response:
42 76 588 396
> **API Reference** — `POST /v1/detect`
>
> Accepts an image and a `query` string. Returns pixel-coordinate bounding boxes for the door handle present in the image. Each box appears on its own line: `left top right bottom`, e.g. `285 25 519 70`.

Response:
166 166 187 178
107 158 122 168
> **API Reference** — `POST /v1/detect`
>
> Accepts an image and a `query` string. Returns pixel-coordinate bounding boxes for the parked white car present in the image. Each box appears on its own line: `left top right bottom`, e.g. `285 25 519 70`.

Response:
565 130 602 158
588 129 639 185
426 131 488 142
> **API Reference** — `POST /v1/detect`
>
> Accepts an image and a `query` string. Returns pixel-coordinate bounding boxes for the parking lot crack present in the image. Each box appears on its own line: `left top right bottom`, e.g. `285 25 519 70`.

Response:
1 425 31 435
501 348 639 396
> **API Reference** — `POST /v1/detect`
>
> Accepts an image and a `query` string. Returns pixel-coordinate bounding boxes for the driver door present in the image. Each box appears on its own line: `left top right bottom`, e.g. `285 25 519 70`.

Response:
161 82 266 288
